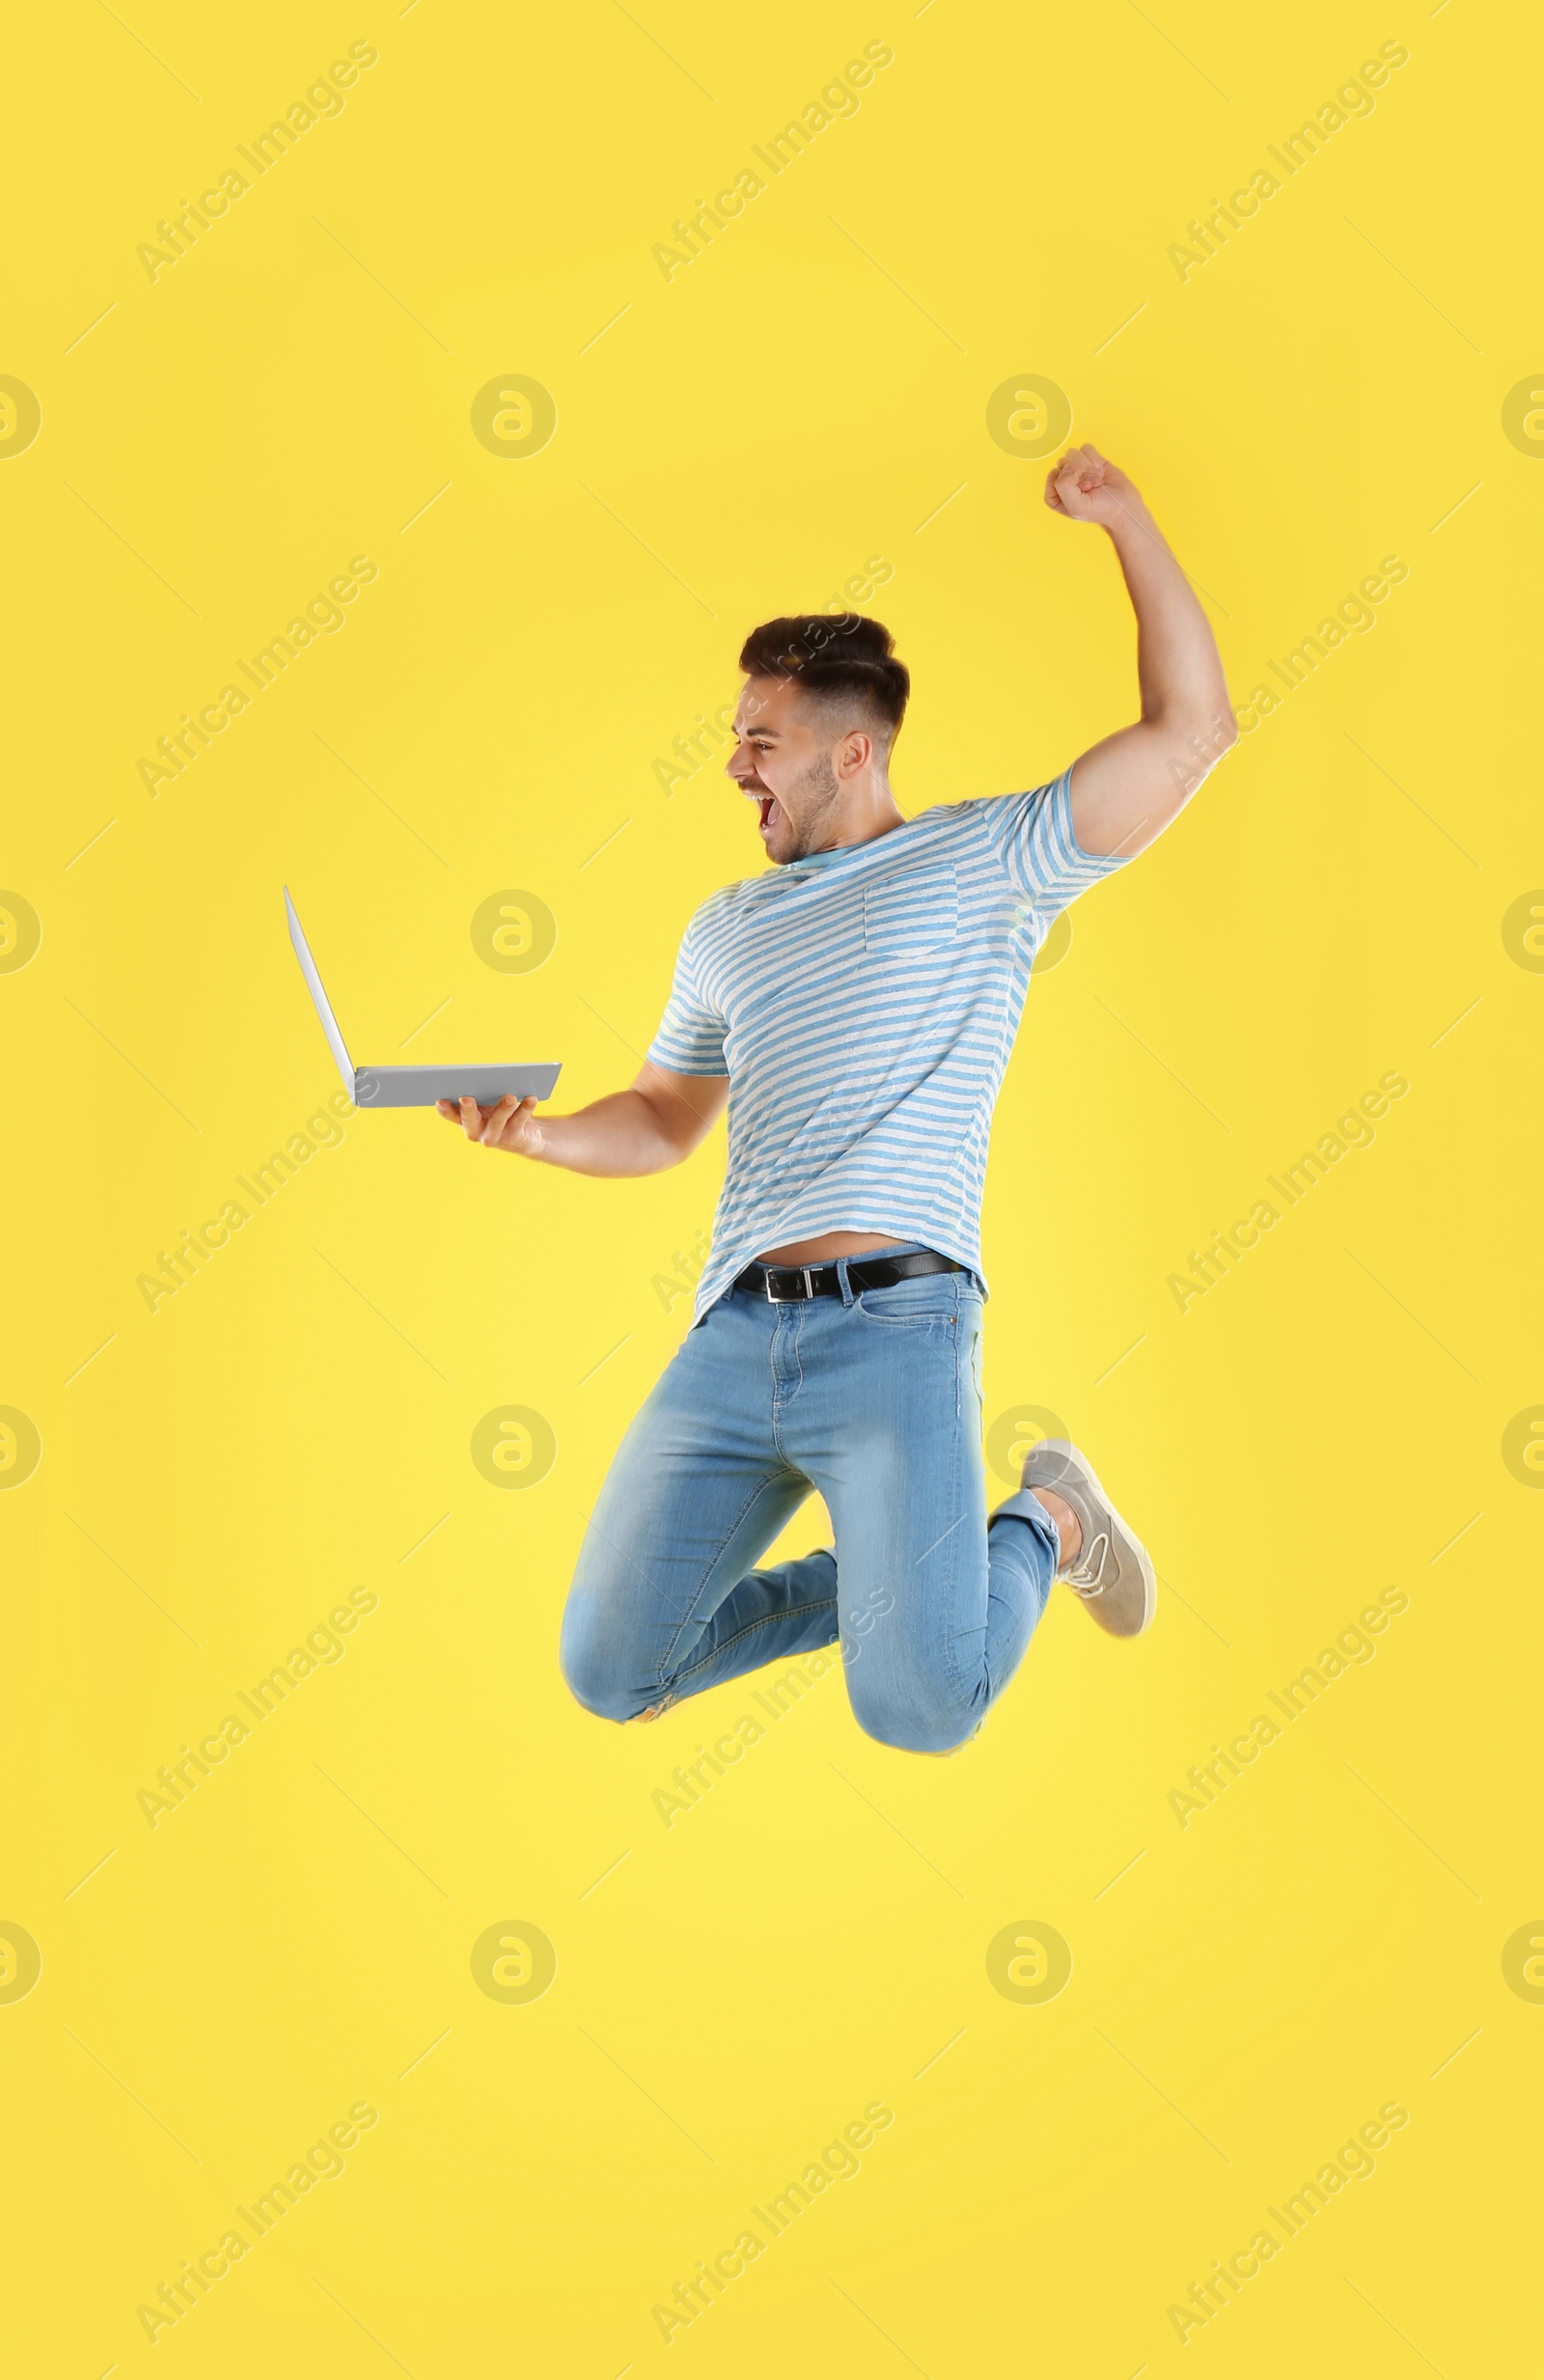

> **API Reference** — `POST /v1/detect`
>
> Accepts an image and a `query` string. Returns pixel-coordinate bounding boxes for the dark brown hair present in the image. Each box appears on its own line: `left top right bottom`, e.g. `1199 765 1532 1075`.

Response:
737 614 910 745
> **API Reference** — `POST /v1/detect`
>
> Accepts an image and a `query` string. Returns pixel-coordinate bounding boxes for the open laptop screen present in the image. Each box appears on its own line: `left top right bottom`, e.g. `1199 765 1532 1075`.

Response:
284 888 356 1101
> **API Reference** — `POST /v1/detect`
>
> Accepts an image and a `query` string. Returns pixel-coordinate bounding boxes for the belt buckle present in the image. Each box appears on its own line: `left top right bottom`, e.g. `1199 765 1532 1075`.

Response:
764 1265 815 1302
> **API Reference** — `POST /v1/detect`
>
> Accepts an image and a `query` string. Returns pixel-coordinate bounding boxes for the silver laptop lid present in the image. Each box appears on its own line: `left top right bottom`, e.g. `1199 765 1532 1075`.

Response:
284 887 356 1100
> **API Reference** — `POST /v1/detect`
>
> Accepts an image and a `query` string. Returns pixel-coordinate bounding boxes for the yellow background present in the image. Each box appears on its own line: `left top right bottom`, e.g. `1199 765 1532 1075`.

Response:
3 1 1540 2372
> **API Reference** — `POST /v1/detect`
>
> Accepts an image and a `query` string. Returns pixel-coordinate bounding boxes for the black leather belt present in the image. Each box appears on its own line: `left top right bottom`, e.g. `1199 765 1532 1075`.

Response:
732 1248 964 1302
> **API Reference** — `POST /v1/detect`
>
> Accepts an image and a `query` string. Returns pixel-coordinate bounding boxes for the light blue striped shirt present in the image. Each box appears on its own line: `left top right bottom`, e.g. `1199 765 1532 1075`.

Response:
648 767 1131 1322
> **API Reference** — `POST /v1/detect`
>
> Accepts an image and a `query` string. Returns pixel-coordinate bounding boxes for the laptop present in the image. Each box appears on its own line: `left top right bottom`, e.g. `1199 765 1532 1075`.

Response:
285 887 563 1109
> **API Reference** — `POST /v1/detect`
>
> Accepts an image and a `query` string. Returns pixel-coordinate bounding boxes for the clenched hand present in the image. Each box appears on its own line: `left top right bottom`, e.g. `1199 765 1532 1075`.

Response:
1044 443 1142 532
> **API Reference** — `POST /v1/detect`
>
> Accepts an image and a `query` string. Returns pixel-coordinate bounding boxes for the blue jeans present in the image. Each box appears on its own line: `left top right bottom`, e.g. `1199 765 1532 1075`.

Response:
560 1247 1062 1754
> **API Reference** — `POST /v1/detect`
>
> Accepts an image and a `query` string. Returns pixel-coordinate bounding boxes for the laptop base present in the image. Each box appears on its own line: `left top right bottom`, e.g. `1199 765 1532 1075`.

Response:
353 1063 563 1109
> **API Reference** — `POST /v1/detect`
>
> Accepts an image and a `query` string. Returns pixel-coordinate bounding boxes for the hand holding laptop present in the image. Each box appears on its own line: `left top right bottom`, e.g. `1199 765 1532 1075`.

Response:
435 1093 546 1153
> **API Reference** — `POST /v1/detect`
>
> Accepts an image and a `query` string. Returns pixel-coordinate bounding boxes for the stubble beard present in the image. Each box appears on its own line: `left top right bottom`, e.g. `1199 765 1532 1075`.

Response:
776 750 841 863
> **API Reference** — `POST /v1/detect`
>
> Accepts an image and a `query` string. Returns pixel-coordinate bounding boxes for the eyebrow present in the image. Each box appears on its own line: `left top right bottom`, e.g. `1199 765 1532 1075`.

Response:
735 723 780 737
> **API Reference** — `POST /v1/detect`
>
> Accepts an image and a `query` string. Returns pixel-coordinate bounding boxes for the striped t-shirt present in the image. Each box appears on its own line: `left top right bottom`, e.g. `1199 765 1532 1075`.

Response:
648 766 1131 1322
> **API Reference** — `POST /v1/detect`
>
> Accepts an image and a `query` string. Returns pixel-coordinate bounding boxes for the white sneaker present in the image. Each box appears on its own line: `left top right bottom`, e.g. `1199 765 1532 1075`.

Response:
1020 1438 1156 1638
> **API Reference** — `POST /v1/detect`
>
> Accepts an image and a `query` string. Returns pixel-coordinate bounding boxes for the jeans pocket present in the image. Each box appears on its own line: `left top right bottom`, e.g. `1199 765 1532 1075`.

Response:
857 1274 961 1332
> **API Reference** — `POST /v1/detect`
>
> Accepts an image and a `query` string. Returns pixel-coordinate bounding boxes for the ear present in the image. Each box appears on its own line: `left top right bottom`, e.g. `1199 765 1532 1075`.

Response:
836 726 873 776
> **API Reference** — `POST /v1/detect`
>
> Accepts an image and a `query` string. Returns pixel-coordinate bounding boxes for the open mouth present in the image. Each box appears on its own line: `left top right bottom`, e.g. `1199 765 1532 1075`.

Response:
756 793 778 836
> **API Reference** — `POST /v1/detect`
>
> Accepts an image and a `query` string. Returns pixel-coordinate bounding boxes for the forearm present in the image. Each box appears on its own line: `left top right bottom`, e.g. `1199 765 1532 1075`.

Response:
528 1086 699 1177
442 1058 727 1170
1106 498 1230 732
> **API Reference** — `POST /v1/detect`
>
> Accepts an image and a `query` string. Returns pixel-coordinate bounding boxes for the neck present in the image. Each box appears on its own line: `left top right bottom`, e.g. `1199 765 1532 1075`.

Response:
813 781 905 852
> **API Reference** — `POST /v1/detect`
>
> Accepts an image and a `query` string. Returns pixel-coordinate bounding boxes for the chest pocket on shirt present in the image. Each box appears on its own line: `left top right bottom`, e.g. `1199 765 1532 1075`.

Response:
864 864 958 962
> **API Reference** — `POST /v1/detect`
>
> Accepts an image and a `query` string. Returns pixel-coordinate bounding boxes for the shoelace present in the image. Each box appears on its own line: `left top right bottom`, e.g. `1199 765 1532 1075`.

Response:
1064 1529 1113 1596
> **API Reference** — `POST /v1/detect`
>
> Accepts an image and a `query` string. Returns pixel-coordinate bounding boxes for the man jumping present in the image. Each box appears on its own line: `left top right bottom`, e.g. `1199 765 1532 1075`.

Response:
441 445 1235 1754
